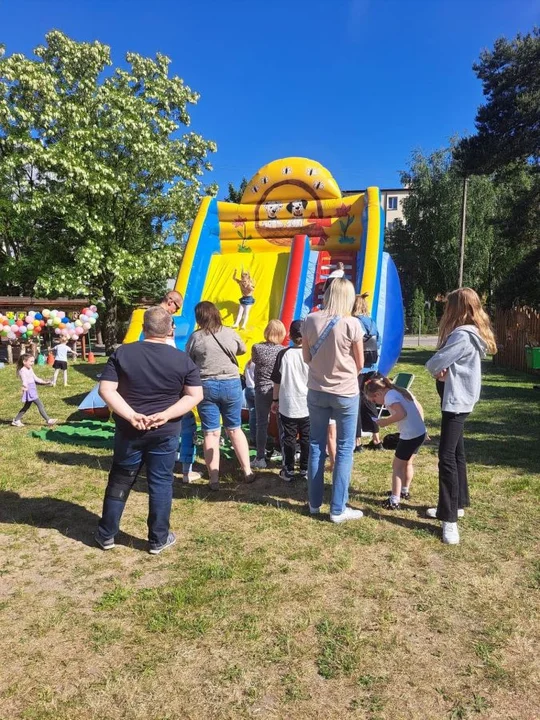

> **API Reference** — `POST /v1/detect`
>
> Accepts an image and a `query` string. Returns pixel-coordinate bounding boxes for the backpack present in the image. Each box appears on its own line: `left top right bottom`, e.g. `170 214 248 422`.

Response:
359 316 379 366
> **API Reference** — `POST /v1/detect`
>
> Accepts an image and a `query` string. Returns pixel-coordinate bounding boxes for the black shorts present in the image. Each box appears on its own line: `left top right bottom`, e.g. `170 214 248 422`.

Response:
53 360 68 371
395 433 425 461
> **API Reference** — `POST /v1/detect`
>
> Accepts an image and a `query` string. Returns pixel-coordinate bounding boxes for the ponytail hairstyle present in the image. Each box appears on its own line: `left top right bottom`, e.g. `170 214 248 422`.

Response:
352 293 370 317
16 353 33 375
437 288 497 354
364 375 413 402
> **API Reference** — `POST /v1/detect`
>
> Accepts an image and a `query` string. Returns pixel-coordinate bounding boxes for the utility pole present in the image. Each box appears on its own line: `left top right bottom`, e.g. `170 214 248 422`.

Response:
458 175 468 288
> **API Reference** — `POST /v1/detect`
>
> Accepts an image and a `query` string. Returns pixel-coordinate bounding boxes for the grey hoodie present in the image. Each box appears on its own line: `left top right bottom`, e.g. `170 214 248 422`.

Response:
425 325 488 413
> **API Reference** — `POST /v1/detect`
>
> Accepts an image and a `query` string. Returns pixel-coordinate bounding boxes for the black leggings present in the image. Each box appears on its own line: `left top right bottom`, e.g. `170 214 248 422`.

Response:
436 410 470 522
14 398 50 423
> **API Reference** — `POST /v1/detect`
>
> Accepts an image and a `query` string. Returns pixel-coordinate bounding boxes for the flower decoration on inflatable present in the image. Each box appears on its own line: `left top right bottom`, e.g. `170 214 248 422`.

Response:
0 305 99 343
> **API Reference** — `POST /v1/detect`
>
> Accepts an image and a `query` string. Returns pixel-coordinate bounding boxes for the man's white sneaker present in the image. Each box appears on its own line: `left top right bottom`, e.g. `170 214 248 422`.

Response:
426 508 464 519
250 458 267 470
442 521 460 545
330 506 364 524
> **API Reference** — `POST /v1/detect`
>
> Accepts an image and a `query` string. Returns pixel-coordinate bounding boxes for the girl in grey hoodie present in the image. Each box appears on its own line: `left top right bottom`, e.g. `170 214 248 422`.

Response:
425 288 497 545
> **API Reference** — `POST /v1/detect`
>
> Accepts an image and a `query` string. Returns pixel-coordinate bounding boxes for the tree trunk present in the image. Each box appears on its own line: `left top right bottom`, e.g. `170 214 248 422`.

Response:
102 287 118 354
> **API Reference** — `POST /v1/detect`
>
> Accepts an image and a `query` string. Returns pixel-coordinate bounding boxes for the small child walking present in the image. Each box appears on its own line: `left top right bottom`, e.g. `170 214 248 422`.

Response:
12 353 57 427
52 337 77 386
177 411 202 484
364 376 426 509
270 319 310 481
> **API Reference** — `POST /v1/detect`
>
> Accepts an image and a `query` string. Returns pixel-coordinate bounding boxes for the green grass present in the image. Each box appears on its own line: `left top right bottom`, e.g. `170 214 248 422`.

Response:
0 350 539 719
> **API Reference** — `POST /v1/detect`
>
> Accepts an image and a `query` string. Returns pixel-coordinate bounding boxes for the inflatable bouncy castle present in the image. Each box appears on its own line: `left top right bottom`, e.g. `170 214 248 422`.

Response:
124 157 404 374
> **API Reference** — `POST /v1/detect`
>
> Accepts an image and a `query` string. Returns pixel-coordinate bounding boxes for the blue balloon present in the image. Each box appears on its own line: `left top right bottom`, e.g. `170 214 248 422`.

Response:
34 312 43 320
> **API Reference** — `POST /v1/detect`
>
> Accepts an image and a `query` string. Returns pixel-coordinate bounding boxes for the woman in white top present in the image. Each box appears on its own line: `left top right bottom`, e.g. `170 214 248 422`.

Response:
364 376 426 510
302 278 364 523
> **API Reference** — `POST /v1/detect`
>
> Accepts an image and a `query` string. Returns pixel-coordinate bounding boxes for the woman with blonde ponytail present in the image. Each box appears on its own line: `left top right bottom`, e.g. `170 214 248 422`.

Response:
425 288 496 545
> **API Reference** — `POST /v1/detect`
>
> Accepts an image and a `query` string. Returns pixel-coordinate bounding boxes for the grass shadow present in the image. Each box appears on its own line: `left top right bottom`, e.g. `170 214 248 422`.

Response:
0 490 144 550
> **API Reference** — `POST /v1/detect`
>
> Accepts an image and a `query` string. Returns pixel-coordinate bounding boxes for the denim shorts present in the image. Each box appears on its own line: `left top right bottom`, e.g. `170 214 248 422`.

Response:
198 378 243 432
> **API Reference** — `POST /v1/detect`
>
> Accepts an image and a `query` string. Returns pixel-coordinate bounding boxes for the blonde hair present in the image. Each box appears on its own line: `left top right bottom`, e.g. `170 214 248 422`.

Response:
437 288 497 354
323 278 356 317
364 375 413 402
352 294 369 316
264 319 286 345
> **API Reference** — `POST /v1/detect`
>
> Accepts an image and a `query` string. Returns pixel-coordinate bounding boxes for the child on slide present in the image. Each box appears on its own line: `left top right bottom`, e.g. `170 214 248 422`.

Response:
364 376 426 509
232 269 255 330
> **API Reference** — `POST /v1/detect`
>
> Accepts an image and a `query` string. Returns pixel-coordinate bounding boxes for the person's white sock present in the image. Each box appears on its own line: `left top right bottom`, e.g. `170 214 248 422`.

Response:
390 494 400 505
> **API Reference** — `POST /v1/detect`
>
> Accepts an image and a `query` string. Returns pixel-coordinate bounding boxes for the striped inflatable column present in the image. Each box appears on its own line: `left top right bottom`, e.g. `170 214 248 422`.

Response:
280 234 310 343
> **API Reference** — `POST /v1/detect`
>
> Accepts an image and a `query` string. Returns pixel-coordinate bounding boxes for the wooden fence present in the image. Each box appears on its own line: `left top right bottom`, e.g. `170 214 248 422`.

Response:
493 306 540 373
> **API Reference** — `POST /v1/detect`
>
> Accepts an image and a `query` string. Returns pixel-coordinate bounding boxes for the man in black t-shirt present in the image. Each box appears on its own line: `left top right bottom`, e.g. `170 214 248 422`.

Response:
95 306 203 555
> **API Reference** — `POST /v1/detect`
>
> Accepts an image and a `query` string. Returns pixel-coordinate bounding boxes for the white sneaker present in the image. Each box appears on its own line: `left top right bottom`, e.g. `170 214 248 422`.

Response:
442 521 460 545
426 508 465 519
182 471 202 484
47 418 57 426
250 458 267 470
330 506 364 524
11 419 24 427
309 505 321 515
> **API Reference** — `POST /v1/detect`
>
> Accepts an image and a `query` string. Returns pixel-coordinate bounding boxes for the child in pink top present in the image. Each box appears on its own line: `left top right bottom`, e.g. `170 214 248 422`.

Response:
12 354 57 427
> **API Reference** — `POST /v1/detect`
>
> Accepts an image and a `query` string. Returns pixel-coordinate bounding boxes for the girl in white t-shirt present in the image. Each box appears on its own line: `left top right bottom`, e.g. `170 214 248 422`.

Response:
365 376 426 510
52 337 77 387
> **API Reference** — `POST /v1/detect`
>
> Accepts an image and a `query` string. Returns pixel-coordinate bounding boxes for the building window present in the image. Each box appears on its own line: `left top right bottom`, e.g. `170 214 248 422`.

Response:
387 196 398 211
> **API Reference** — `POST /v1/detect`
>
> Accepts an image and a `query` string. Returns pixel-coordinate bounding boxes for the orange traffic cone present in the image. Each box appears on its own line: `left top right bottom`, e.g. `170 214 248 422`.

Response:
87 351 96 364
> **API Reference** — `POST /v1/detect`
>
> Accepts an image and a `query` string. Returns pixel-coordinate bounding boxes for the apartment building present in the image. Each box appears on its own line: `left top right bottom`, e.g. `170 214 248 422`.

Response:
343 187 410 229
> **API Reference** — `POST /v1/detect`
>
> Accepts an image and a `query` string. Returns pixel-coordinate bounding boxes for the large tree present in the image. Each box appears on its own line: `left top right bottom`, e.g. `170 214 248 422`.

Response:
0 31 216 348
454 28 540 307
223 177 248 203
386 144 503 307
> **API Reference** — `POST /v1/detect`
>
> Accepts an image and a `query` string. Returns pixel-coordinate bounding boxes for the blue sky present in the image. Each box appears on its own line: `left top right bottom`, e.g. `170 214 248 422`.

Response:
2 0 539 195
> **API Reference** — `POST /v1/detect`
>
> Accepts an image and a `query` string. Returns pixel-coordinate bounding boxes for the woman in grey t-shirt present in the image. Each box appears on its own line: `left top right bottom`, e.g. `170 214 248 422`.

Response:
186 302 254 489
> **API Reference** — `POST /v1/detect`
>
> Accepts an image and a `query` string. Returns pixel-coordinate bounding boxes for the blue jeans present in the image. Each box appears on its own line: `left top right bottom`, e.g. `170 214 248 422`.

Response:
98 430 179 547
198 378 243 432
179 411 197 464
307 389 359 515
244 386 256 444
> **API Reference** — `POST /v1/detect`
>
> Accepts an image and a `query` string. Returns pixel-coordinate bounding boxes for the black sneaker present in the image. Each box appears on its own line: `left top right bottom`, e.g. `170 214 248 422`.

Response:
400 489 410 500
354 444 364 453
383 498 400 510
279 468 295 482
149 532 176 555
95 532 115 550
367 441 384 451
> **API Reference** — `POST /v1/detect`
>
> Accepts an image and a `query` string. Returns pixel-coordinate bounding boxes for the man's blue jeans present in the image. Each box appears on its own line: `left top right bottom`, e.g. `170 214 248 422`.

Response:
307 389 359 515
98 429 179 548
